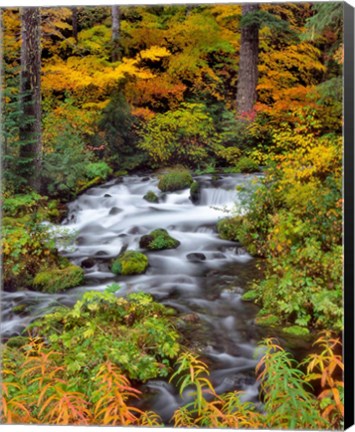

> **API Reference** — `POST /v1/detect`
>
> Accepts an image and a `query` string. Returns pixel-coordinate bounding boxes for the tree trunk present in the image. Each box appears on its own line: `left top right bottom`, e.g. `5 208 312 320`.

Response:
19 7 42 192
111 5 121 62
72 7 78 43
236 3 259 116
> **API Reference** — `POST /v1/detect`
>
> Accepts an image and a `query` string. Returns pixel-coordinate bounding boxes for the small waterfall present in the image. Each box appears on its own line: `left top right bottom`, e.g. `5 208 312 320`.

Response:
199 187 238 206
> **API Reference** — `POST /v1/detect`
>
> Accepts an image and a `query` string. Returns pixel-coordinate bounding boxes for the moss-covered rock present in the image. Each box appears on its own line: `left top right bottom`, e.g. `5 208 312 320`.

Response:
255 314 279 327
190 181 201 203
139 229 180 250
158 169 193 192
33 265 84 293
6 336 28 348
282 325 310 336
77 176 102 194
217 216 243 242
143 190 159 203
111 251 148 275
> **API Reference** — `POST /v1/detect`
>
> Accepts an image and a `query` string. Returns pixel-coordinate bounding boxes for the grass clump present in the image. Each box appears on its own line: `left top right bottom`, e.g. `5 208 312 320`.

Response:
158 168 193 192
33 265 84 293
234 156 259 173
111 251 148 275
139 229 180 250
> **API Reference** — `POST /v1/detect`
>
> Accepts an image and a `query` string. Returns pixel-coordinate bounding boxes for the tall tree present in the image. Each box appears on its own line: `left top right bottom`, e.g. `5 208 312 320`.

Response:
236 3 259 115
111 5 121 62
19 7 42 191
72 7 78 43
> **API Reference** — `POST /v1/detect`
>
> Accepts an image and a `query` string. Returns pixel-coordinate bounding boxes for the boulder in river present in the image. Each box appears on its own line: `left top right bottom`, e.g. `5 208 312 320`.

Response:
143 190 159 203
186 252 206 262
190 181 201 203
33 265 84 293
111 250 148 275
139 229 180 250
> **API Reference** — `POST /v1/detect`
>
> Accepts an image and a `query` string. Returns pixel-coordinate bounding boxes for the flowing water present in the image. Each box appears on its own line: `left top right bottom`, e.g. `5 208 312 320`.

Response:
2 173 270 420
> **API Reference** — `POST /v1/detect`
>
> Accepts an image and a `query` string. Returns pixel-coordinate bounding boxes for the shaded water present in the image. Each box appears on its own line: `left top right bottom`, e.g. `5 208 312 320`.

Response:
2 173 269 421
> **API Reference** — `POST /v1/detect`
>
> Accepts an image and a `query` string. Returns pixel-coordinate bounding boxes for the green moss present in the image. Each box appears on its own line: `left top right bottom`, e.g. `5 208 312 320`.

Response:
33 265 84 293
139 229 180 250
255 314 279 327
143 191 159 203
241 290 259 302
283 326 310 336
158 168 193 192
12 304 27 314
217 216 243 242
111 251 148 275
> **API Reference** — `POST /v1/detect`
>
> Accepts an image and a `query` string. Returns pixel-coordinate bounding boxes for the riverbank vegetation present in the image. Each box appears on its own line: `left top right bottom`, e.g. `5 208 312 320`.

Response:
1 2 344 428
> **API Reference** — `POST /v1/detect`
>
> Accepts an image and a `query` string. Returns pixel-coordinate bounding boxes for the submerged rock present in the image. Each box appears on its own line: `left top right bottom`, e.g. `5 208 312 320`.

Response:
81 258 96 268
109 207 123 215
111 250 148 275
186 252 206 262
139 229 180 250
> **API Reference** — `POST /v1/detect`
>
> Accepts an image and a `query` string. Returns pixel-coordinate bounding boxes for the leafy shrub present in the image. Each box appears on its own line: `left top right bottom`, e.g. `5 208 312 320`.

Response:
3 192 43 217
139 229 180 250
234 156 260 173
85 161 112 180
139 103 218 167
33 265 84 293
158 168 193 192
111 251 148 275
217 216 243 242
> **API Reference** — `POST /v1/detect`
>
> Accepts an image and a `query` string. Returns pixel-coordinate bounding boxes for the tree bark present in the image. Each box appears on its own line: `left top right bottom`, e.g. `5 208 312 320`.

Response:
72 7 78 43
111 5 121 62
19 7 42 192
236 4 259 116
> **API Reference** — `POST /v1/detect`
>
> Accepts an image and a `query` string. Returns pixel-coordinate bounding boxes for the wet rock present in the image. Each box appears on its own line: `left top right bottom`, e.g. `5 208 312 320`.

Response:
81 258 96 269
95 251 109 256
142 176 150 182
190 181 201 204
186 253 206 262
181 313 200 323
143 191 159 203
211 252 226 260
104 193 112 198
109 207 123 215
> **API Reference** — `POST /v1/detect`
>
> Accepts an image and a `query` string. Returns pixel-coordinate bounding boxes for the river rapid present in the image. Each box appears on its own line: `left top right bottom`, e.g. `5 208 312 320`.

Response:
2 173 268 420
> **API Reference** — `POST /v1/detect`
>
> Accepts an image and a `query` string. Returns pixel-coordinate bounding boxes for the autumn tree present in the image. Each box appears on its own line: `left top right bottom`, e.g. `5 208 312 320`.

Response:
236 3 259 115
19 7 42 191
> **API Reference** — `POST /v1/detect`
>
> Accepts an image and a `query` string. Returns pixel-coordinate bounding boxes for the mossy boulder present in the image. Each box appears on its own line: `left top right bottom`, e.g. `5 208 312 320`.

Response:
143 191 159 203
282 325 310 337
111 251 148 275
139 229 180 250
158 169 193 192
33 265 84 293
190 181 201 203
255 314 279 327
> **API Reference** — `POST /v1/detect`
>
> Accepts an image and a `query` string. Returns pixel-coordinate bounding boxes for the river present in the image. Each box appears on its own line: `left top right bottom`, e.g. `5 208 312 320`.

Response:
2 172 271 421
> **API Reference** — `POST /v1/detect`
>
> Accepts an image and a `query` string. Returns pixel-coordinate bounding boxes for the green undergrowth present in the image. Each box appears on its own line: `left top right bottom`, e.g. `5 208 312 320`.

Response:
33 265 84 293
28 289 180 381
